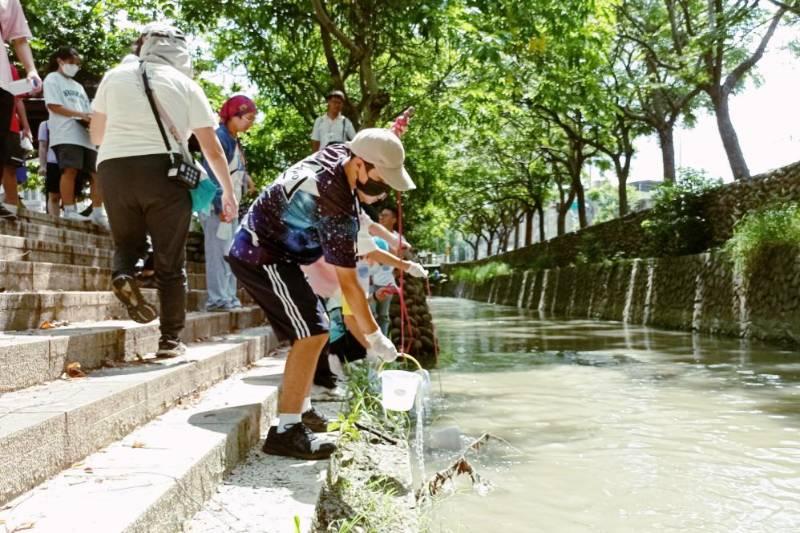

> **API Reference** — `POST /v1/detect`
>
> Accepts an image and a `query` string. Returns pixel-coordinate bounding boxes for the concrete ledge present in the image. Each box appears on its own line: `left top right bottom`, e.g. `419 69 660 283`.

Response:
0 260 206 292
0 326 280 507
0 289 224 331
0 307 265 392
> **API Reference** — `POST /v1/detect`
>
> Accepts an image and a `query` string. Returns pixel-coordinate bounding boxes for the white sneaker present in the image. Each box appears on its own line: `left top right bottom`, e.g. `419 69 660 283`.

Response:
62 209 89 222
310 384 346 401
90 209 110 229
2 203 17 215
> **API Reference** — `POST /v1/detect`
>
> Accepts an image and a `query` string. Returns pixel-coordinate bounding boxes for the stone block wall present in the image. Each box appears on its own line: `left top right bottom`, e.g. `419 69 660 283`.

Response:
464 160 800 270
440 247 800 346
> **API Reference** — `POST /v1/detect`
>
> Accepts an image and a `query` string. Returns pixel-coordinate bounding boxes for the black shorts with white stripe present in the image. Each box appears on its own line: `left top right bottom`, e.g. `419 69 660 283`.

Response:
227 256 330 342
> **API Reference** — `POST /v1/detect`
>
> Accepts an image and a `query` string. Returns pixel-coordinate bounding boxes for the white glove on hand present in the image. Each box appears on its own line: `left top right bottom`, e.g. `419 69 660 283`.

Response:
365 329 400 363
405 261 428 278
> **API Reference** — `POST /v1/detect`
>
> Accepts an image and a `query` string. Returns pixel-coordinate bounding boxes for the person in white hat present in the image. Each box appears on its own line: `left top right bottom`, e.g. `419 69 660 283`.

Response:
227 127 416 460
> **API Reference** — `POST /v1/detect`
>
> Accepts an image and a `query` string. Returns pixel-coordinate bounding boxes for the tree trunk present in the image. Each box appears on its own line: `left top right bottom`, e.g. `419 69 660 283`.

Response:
524 209 533 247
713 92 750 179
557 207 567 237
657 127 676 183
537 203 545 242
500 230 510 253
575 179 587 228
469 237 480 261
618 181 628 217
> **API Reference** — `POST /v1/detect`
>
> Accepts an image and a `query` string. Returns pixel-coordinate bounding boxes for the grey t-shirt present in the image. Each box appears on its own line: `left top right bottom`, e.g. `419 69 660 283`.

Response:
43 71 95 150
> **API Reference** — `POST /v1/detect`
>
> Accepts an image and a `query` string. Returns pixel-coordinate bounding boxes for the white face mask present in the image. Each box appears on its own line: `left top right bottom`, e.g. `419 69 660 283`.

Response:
61 63 80 77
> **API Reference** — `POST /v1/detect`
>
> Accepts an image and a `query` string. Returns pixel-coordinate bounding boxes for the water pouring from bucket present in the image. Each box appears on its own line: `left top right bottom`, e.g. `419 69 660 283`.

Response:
379 353 427 412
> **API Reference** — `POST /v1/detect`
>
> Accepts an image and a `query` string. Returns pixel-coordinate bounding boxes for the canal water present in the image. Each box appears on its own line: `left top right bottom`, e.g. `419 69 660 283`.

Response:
426 298 800 532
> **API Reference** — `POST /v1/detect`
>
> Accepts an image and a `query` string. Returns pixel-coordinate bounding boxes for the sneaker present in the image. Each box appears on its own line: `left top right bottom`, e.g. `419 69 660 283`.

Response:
302 407 331 433
156 337 186 358
90 209 110 230
205 305 231 313
63 209 89 222
310 383 346 401
261 423 335 460
111 274 158 323
0 203 16 222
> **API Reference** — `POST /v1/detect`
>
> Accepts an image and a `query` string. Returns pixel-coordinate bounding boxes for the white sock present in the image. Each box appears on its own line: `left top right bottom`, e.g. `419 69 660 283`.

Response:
93 205 106 217
302 397 312 413
277 413 301 433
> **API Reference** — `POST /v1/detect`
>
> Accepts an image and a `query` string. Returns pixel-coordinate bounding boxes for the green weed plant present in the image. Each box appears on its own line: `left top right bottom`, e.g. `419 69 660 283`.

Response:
725 203 800 275
450 262 512 284
641 169 721 257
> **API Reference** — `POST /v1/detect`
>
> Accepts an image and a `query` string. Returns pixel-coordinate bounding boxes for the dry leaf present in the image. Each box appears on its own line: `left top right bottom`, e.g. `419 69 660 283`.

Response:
131 441 146 449
83 467 93 474
65 362 86 378
11 522 35 531
39 321 55 329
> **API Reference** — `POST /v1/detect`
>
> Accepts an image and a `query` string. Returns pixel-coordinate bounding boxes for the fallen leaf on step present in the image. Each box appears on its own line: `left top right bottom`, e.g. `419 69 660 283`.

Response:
83 467 93 474
40 320 70 330
11 522 35 531
65 362 86 378
131 441 146 448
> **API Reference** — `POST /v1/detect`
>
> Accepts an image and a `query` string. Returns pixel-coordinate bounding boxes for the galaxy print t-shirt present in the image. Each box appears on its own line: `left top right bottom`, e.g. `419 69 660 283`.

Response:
229 144 359 268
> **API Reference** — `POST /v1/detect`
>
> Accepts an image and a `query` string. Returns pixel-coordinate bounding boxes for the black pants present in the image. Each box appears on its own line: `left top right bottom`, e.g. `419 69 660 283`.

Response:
98 154 191 339
0 90 15 167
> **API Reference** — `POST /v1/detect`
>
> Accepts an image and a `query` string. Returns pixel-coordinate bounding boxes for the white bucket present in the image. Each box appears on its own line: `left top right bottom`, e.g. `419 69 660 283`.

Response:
380 370 422 412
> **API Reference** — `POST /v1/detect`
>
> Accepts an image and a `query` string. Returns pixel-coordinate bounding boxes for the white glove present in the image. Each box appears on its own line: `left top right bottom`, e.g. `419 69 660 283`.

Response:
405 261 428 278
365 329 400 363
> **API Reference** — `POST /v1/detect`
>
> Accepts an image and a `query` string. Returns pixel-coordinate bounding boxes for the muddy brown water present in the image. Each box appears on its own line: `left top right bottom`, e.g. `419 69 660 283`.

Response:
426 297 800 533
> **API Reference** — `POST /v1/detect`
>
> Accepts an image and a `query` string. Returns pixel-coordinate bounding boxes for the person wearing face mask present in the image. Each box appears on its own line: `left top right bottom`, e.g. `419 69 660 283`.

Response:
199 95 257 312
89 23 238 358
310 90 356 153
43 47 107 226
227 128 416 460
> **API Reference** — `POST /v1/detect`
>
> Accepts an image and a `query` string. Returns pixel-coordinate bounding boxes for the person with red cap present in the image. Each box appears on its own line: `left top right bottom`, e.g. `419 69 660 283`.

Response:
227 128 416 460
199 94 257 311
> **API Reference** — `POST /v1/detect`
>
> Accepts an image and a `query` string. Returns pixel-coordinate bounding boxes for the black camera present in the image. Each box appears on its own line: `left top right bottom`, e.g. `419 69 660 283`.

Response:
167 153 201 189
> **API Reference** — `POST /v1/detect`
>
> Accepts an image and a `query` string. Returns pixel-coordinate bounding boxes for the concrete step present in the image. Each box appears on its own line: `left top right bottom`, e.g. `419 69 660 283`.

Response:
0 289 235 331
0 216 113 249
2 208 112 238
0 354 284 532
0 235 207 273
0 326 280 508
0 306 265 393
187 402 338 533
0 260 206 292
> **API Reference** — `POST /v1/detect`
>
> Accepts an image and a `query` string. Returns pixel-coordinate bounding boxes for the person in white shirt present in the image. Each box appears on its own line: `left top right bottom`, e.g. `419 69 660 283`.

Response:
310 90 356 153
43 46 107 226
0 0 40 221
90 23 238 358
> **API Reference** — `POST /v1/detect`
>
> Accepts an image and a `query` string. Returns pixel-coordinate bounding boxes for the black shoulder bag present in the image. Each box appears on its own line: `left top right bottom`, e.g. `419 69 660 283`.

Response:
140 63 201 190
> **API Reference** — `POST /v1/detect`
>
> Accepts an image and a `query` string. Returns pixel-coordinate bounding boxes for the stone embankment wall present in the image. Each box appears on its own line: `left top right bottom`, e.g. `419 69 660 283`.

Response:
439 246 800 346
477 160 800 269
